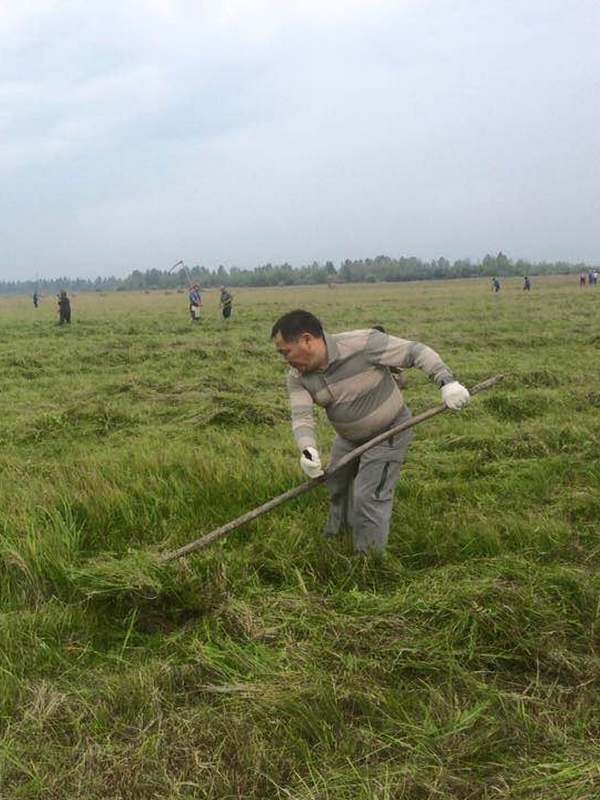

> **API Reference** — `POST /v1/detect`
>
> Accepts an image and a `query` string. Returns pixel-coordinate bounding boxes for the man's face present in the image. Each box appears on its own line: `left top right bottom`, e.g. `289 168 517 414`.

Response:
274 332 324 374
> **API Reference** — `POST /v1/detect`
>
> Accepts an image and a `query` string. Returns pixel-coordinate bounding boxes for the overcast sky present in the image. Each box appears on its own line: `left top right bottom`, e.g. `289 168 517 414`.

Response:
2 0 600 280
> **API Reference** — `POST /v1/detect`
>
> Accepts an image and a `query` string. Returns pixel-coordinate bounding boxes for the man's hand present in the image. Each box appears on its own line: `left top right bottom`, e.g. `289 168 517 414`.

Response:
300 447 324 478
441 381 470 410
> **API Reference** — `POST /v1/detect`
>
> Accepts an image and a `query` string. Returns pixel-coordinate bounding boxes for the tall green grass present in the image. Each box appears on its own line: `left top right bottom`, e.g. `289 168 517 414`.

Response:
0 277 599 798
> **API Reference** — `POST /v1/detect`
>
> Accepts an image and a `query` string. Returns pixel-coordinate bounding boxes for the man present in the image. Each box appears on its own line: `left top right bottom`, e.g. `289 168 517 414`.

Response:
188 284 202 322
220 286 234 319
32 290 39 308
272 309 470 554
523 276 531 291
57 290 71 324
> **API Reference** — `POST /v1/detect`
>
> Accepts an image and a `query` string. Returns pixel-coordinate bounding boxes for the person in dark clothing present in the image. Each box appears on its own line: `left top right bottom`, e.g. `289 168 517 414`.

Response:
57 290 71 324
491 277 501 292
220 286 233 319
32 291 39 308
523 276 531 291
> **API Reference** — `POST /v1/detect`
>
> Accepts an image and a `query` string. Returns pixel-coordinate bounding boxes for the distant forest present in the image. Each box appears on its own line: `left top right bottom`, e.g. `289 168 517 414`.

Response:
0 252 593 295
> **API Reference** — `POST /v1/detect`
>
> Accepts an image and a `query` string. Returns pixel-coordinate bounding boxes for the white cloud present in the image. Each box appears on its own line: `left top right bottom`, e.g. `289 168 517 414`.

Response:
0 0 61 37
3 0 600 279
110 0 411 50
0 64 170 173
200 0 407 40
4 0 408 175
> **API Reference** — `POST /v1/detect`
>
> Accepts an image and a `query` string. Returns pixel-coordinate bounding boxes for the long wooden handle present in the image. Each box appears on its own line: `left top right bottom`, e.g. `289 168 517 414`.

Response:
159 374 504 563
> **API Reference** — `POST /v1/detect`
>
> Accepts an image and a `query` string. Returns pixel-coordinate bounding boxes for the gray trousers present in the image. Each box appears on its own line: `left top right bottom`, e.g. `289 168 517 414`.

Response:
323 409 413 553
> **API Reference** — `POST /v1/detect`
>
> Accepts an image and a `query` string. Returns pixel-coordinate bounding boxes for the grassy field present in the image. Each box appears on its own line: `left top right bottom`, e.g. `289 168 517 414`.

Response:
0 276 599 799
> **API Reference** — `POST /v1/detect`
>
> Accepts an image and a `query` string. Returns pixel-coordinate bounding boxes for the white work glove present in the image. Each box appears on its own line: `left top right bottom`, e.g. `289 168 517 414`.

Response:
441 381 470 410
300 447 324 479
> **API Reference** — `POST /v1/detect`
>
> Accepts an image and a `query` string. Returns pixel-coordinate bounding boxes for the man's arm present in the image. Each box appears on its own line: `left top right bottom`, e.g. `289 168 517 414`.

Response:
366 329 454 387
287 372 324 477
367 329 470 409
287 371 317 450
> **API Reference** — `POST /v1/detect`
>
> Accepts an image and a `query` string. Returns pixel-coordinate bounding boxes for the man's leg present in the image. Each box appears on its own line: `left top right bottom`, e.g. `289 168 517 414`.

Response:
351 422 413 554
323 435 357 539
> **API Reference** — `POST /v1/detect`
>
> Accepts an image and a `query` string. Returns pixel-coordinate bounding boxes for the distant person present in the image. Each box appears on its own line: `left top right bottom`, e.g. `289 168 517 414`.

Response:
580 271 587 288
57 290 71 324
592 270 599 287
523 276 531 291
492 277 501 293
32 290 39 308
272 310 470 554
188 284 202 322
220 286 234 320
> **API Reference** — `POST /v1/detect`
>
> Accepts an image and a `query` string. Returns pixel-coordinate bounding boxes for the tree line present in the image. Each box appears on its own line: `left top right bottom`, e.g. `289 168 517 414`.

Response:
0 252 593 295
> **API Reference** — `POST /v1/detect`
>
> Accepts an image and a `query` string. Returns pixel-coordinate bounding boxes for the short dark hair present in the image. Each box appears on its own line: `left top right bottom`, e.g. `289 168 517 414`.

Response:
372 325 385 333
271 309 324 341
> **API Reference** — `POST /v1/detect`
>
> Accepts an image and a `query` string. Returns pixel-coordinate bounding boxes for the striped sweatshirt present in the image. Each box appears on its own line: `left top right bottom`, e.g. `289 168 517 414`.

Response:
287 328 454 449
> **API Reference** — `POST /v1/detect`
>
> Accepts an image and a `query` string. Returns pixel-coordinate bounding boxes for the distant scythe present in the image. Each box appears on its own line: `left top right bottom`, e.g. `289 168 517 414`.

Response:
168 259 193 286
